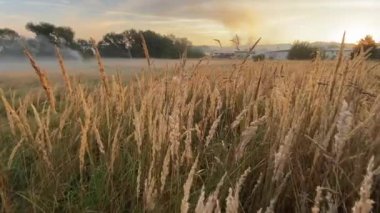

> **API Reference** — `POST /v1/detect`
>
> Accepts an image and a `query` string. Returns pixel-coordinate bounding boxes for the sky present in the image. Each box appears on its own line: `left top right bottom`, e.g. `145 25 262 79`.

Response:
0 0 379 45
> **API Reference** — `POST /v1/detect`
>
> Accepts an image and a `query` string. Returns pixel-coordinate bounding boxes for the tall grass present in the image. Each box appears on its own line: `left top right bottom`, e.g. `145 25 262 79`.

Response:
0 42 379 212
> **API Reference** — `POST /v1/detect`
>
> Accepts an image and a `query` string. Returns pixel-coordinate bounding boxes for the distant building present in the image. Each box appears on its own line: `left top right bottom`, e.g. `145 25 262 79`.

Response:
234 50 257 59
211 49 261 59
264 49 289 60
323 48 352 59
211 50 235 58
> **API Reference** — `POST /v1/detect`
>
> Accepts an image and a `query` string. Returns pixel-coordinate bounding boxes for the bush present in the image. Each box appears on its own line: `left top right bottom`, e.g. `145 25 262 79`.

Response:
288 41 317 60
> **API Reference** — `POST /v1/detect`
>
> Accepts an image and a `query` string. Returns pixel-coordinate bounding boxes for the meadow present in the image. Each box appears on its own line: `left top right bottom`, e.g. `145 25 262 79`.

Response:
0 41 379 213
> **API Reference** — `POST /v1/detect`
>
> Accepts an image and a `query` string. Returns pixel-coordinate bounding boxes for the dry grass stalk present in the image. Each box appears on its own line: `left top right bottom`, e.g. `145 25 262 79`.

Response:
352 156 375 213
109 123 121 174
273 129 294 181
195 186 206 213
7 139 24 168
34 127 53 170
226 167 251 213
169 101 181 166
144 133 159 211
24 49 56 112
160 146 171 193
132 103 144 155
311 186 323 213
181 155 199 213
252 173 263 195
181 130 194 165
143 176 157 211
265 172 291 213
231 109 248 129
1 91 17 136
31 105 52 153
195 173 227 213
136 164 142 201
180 45 188 72
328 32 345 101
1 91 32 139
57 103 73 139
3 44 380 212
345 94 380 141
91 38 109 95
205 114 222 147
333 100 353 161
181 95 197 164
140 33 151 71
92 119 105 155
235 115 267 162
132 90 148 202
55 46 72 93
144 158 157 211
78 86 91 180
239 37 262 69
325 192 338 212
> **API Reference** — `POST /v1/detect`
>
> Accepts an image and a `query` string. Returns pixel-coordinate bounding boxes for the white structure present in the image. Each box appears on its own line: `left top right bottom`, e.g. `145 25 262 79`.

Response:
324 48 352 59
264 50 289 60
211 49 235 58
234 50 254 59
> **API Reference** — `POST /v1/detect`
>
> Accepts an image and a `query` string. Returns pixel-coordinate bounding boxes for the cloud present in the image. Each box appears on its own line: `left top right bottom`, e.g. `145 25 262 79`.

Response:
110 1 259 32
197 4 258 30
2 0 380 44
23 0 72 7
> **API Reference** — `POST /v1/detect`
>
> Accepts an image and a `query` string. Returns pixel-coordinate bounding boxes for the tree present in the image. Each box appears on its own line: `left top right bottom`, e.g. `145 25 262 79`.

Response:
352 35 378 59
141 30 176 58
26 22 75 46
54 26 75 45
187 47 205 58
288 41 317 60
23 22 203 59
252 54 265 61
26 22 81 57
26 22 56 42
0 28 20 41
76 39 94 58
0 28 22 56
97 29 204 59
98 32 132 58
124 29 144 58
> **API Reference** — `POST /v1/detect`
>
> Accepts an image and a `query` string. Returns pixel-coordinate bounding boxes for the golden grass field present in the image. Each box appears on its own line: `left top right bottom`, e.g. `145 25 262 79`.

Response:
0 43 379 212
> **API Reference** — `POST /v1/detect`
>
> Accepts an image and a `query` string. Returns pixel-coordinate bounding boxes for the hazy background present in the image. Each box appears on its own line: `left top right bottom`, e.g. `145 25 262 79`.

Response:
0 58 235 73
0 0 379 45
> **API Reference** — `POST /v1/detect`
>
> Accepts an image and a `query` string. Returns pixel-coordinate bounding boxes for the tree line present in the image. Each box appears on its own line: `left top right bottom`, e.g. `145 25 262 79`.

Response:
287 35 380 60
0 22 205 59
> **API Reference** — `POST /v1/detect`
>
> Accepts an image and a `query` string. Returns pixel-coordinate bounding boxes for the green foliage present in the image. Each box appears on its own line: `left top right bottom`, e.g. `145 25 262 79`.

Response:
26 22 75 45
252 54 265 61
2 23 204 59
98 30 205 59
352 35 379 59
0 28 22 56
187 46 205 58
76 39 95 58
25 22 82 57
0 28 19 40
288 41 317 60
98 32 132 58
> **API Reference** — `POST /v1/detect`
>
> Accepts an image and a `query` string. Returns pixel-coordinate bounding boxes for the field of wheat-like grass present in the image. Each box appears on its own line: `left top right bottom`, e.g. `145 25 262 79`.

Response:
0 43 379 212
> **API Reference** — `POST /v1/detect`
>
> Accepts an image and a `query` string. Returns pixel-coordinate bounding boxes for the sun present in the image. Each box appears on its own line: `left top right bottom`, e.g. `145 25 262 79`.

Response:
343 24 376 43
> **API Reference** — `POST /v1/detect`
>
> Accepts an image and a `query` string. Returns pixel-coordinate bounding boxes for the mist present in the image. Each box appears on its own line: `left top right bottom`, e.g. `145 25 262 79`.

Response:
0 35 83 61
